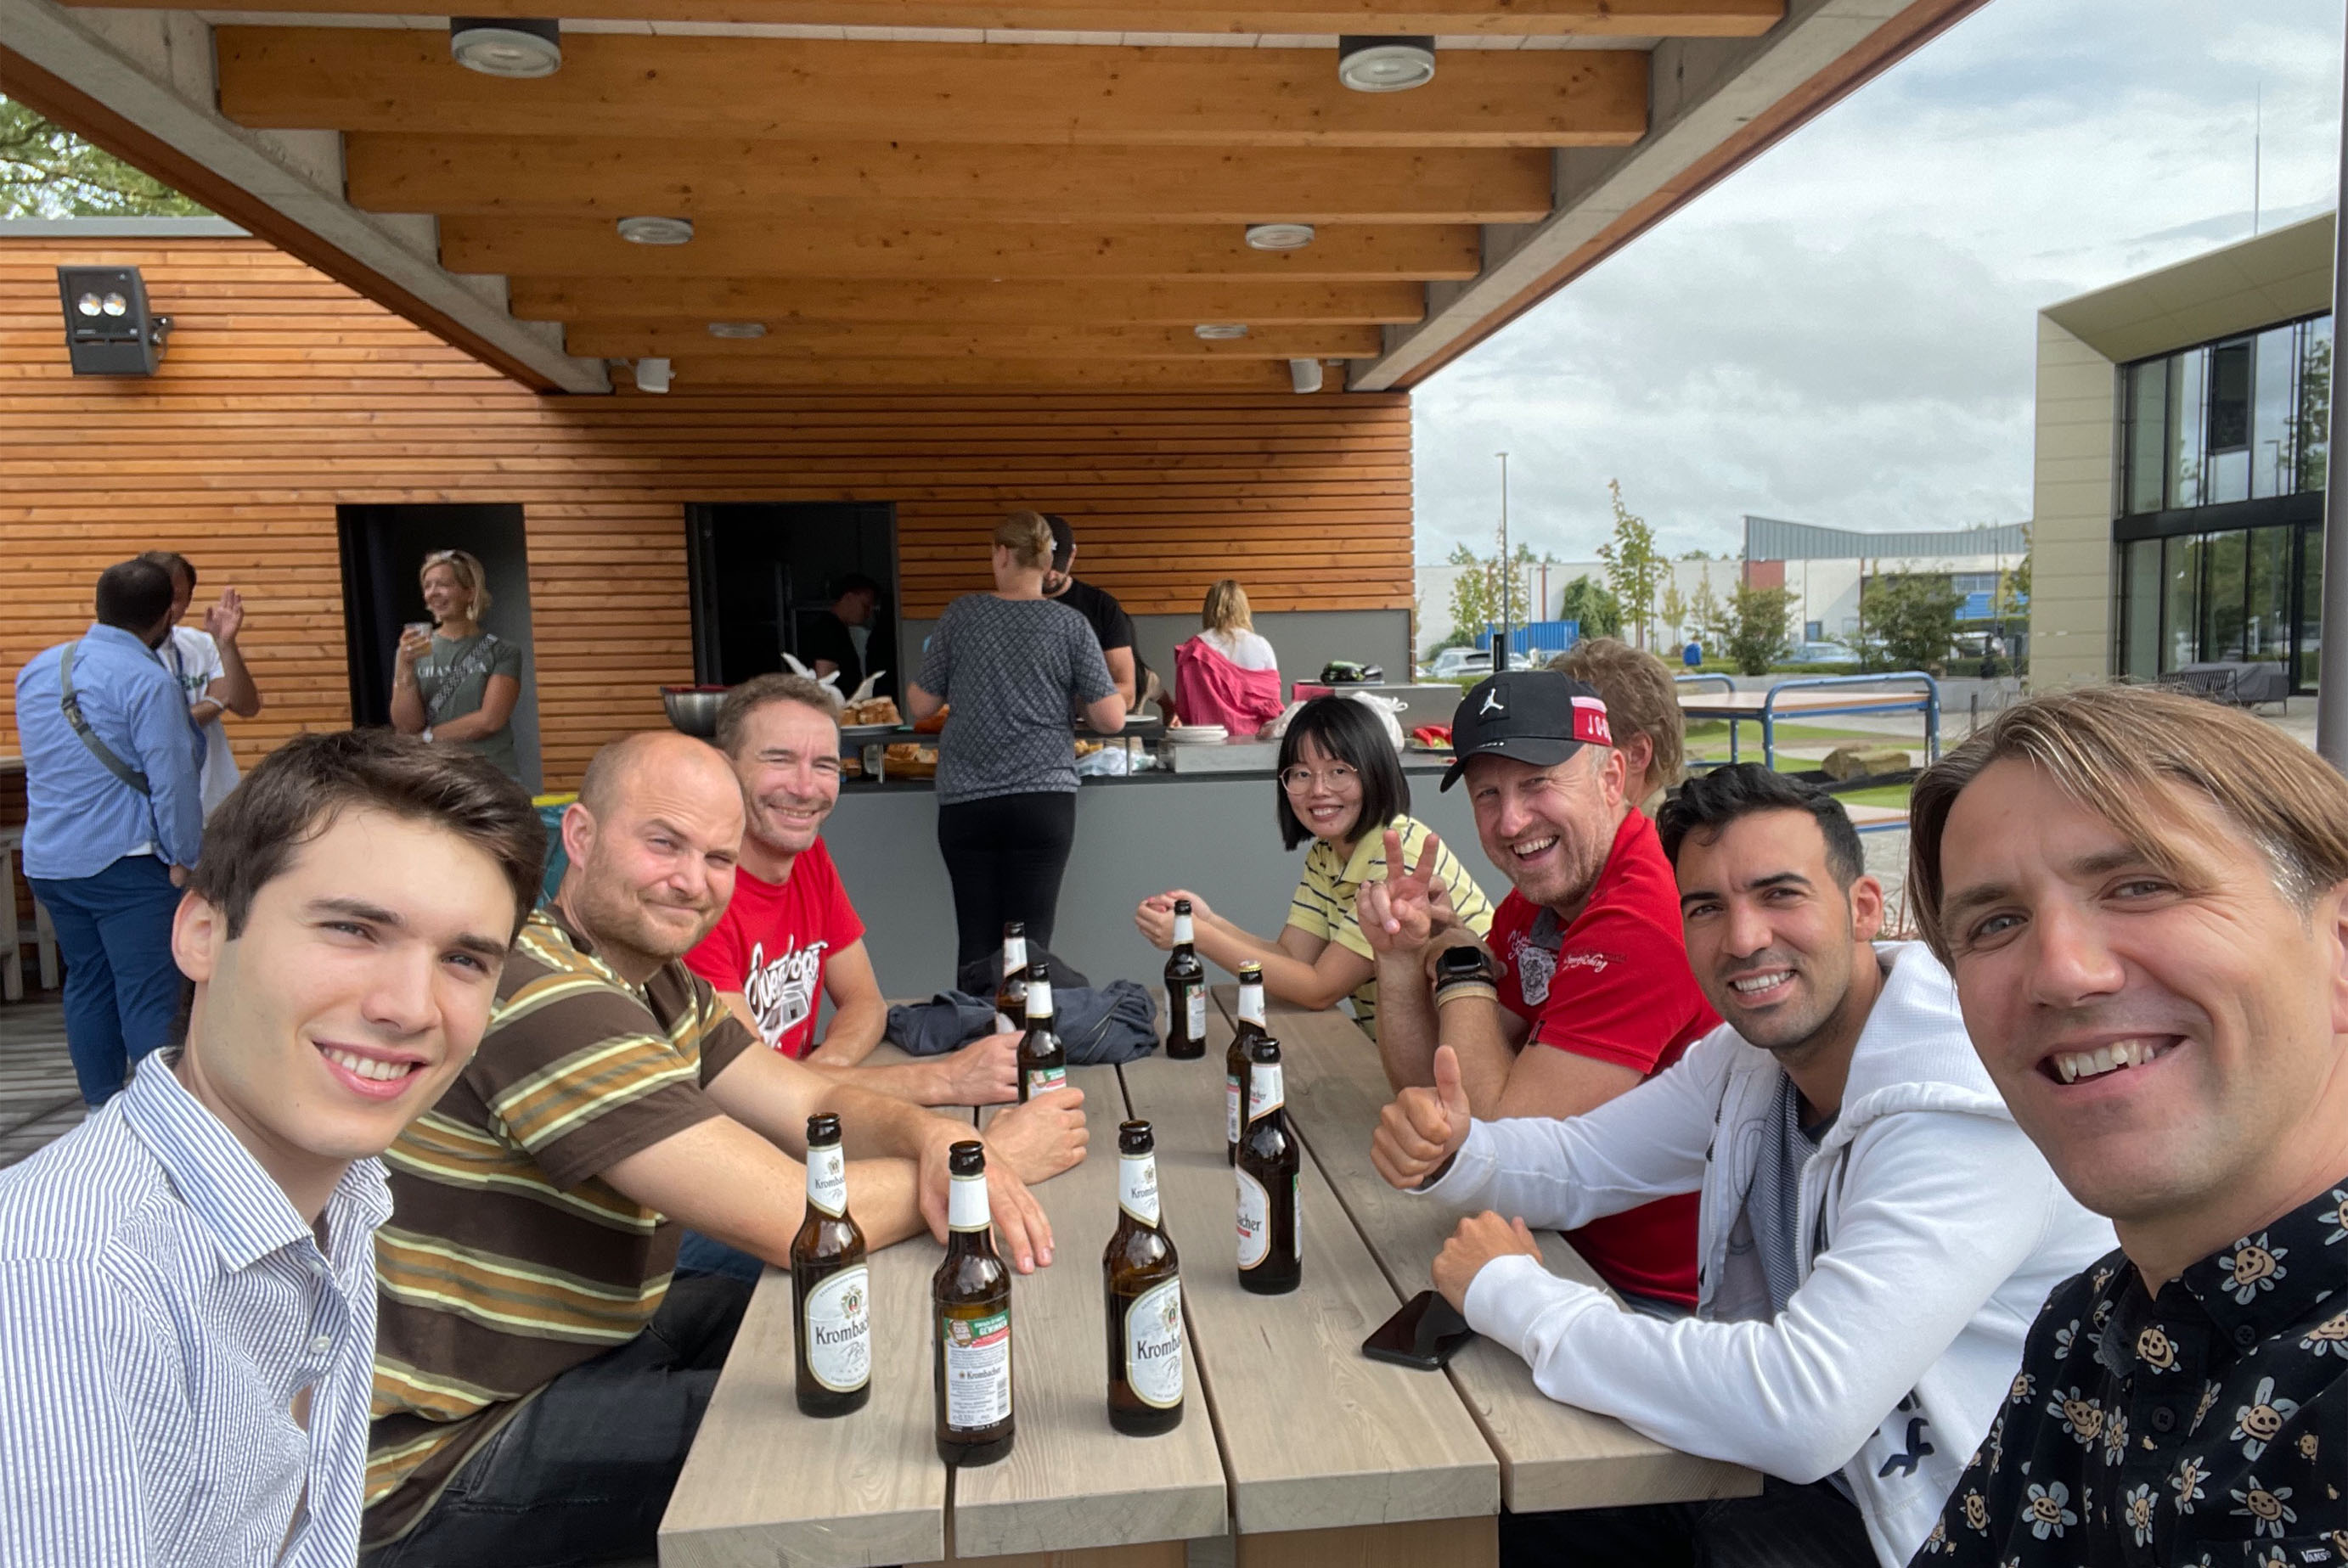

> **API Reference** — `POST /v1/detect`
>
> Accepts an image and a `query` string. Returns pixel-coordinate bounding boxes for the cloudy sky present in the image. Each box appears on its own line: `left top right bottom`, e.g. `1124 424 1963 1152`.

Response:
1410 0 2346 565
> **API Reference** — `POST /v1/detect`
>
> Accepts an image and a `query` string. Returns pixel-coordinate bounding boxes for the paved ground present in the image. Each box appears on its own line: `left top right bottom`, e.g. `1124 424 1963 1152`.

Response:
0 1000 82 1170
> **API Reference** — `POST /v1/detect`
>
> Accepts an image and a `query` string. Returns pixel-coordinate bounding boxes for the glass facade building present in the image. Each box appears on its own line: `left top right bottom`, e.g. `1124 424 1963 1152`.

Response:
2114 312 2331 688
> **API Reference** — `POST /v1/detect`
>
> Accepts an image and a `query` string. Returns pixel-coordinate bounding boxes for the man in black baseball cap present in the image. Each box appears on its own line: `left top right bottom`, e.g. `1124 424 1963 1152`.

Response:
1040 514 1141 708
1356 667 1715 1312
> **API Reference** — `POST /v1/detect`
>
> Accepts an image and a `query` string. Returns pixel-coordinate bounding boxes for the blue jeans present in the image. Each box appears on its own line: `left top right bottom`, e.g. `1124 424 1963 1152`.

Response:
29 855 185 1105
674 1230 766 1286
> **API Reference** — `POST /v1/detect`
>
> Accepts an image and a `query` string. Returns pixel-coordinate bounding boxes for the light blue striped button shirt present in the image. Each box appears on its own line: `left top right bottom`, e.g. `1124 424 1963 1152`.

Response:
0 1052 392 1565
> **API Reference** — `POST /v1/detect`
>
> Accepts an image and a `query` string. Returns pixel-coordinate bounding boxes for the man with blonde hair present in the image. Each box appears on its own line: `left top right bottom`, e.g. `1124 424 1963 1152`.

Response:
1551 638 1682 814
1902 683 2345 1564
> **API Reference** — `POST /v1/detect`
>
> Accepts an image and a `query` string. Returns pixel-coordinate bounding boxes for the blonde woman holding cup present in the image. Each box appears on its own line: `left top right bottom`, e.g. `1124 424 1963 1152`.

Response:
390 548 525 782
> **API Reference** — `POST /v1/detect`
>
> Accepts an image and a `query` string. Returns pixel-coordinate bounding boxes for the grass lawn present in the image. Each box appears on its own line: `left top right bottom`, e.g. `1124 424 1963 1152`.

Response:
1683 719 1925 749
1837 784 1914 812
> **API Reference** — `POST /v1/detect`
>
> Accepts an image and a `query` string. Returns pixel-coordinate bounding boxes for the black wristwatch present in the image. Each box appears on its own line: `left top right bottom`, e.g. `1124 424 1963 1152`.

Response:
1432 944 1498 1003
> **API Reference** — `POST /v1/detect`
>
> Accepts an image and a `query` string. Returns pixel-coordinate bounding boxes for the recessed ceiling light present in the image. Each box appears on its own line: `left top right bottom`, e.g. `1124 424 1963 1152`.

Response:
707 321 768 339
1243 223 1315 252
1337 35 1436 93
449 17 561 78
1289 358 1326 394
617 216 695 246
1193 323 1250 340
633 357 673 393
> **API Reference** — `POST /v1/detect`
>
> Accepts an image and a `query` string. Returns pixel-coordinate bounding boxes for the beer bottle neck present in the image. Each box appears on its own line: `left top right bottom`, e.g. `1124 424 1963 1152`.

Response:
1024 979 1054 1022
805 1138 847 1217
948 1169 991 1234
1118 1150 1160 1228
1002 936 1027 974
1237 981 1265 1027
1172 913 1194 947
1246 1061 1285 1125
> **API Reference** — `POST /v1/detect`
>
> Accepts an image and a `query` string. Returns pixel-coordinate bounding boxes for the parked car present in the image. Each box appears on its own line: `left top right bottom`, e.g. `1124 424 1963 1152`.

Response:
1422 647 1493 681
1797 641 1857 664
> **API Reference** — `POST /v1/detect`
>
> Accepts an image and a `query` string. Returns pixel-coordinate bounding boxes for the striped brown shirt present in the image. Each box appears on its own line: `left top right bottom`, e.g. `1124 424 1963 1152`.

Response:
361 904 756 1548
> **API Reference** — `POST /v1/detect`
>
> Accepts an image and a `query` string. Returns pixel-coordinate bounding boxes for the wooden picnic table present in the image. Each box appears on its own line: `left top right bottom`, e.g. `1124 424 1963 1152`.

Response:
660 1010 1753 1568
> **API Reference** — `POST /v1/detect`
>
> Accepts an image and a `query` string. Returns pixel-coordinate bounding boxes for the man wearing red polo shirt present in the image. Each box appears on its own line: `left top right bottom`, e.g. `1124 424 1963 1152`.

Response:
1360 670 1714 1312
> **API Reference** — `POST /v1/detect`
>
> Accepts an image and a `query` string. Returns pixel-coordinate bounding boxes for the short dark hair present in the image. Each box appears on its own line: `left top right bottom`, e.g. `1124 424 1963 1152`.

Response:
1275 695 1409 851
1657 763 1865 889
193 729 546 941
715 672 841 756
836 572 880 599
139 550 195 591
95 559 175 634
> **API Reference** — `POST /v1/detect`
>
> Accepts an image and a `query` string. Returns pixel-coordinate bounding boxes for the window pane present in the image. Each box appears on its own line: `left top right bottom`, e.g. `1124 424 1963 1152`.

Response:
2165 535 2201 670
2298 317 2333 494
2203 530 2248 660
2171 348 2207 508
2126 358 2170 514
2246 525 2290 662
2253 325 2296 498
2122 538 2163 678
2302 522 2324 689
2208 339 2251 451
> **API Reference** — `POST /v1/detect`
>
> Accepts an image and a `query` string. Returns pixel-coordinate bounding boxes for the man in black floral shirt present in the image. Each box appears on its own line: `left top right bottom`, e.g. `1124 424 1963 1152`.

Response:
1904 684 2346 1566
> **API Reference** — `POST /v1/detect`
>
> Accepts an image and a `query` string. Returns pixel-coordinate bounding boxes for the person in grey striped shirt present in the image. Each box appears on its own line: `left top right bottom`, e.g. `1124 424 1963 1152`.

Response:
0 729 544 1567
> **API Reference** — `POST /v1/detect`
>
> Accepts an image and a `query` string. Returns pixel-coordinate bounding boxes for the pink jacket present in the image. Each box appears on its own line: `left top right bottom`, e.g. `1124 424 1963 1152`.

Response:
1174 635 1285 733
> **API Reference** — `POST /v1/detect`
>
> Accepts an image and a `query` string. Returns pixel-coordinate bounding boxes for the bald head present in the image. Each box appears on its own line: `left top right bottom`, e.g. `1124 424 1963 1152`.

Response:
557 731 744 978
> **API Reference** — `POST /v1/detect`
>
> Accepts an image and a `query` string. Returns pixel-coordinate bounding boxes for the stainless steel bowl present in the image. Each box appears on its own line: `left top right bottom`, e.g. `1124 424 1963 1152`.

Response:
662 686 727 739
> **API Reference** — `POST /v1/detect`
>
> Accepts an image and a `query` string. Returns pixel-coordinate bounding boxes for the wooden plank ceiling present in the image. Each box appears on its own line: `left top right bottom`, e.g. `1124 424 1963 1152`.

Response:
153 4 1772 394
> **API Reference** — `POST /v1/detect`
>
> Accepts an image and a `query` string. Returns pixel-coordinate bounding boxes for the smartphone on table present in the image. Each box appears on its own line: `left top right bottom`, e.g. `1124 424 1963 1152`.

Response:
1361 1289 1476 1370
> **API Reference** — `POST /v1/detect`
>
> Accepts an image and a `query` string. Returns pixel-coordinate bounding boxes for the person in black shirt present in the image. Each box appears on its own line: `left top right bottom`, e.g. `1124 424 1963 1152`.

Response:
1903 683 2348 1566
799 573 880 694
1042 514 1141 708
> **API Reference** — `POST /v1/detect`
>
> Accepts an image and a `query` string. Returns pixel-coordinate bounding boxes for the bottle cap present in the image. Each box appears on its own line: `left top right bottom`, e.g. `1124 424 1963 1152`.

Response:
806 1112 842 1144
1118 1120 1154 1155
948 1139 986 1177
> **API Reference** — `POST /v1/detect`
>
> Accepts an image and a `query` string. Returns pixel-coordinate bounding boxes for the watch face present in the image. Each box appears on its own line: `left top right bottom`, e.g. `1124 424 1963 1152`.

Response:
1438 947 1489 980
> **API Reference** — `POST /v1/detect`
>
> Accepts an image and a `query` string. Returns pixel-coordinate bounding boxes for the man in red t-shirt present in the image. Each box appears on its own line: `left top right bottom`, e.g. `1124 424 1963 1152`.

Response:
1360 670 1714 1309
684 674 1018 1108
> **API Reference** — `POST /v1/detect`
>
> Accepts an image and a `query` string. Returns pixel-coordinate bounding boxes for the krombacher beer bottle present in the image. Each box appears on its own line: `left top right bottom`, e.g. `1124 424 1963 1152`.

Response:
1163 901 1208 1060
1225 963 1268 1166
994 922 1029 1033
1103 1120 1184 1436
933 1140 1014 1464
1016 959 1067 1102
791 1113 870 1417
1236 1035 1302 1295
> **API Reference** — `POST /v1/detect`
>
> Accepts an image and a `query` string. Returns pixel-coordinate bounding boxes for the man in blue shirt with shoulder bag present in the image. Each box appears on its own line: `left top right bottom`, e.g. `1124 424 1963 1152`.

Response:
13 558 206 1104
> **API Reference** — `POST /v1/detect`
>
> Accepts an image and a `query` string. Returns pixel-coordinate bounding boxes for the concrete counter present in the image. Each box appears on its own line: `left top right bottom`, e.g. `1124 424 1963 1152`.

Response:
821 757 1485 1000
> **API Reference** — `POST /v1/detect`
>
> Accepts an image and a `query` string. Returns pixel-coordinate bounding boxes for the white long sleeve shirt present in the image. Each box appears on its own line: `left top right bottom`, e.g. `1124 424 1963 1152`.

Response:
1426 942 2113 1565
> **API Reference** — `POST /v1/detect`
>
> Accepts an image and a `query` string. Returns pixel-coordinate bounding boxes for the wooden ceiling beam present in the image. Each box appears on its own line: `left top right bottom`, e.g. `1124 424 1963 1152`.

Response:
75 0 1778 37
567 322 1382 358
217 29 1646 149
344 135 1553 226
508 277 1427 326
442 216 1480 280
633 357 1332 391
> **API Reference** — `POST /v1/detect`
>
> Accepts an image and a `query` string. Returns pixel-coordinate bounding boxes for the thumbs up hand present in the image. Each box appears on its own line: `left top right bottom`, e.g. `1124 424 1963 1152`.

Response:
1371 1044 1475 1190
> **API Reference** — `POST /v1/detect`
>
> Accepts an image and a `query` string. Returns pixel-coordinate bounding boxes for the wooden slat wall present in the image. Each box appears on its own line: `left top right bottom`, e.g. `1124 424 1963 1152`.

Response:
1 237 1411 790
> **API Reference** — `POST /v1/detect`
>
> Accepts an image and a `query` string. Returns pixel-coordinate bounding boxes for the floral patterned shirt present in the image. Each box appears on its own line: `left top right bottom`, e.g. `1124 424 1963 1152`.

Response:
1912 1178 2346 1567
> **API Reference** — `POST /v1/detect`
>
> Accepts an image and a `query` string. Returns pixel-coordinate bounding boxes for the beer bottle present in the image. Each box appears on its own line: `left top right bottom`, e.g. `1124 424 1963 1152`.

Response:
1103 1120 1184 1436
1016 959 1067 1103
1225 962 1268 1166
1236 1035 1302 1295
791 1113 870 1417
1163 901 1208 1060
994 921 1029 1033
933 1140 1014 1465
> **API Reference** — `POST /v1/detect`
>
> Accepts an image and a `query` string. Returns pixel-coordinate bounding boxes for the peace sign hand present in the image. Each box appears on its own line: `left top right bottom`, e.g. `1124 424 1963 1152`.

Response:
1354 827 1447 957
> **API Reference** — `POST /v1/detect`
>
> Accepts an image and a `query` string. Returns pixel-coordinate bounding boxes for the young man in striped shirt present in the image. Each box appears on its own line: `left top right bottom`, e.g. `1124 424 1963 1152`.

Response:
362 730 1087 1566
0 730 546 1567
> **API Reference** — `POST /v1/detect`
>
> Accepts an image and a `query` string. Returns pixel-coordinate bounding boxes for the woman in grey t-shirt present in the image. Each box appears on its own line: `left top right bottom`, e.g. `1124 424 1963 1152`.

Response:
389 548 526 783
909 511 1126 968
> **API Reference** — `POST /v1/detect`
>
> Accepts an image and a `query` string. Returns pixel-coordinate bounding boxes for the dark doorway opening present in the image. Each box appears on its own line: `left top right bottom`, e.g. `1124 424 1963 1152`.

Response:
686 503 900 694
337 503 544 792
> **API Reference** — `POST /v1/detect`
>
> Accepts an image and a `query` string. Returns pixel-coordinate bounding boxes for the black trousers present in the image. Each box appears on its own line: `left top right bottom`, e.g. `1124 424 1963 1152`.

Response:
937 789 1078 969
1500 1476 1876 1568
361 1275 752 1568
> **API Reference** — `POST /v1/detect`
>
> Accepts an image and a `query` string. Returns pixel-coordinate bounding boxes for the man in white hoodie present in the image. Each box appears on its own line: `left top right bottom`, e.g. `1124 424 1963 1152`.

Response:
1371 764 2112 1566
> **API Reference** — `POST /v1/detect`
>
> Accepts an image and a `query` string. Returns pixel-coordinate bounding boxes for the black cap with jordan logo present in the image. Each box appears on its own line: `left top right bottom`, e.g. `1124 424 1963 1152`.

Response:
1440 669 1613 791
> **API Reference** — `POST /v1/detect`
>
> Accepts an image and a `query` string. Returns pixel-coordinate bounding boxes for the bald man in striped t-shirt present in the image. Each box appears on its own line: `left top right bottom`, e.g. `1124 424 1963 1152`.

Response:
361 732 1087 1567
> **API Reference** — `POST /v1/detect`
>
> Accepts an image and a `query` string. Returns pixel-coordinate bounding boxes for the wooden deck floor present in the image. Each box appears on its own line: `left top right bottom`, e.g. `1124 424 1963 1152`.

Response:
0 1001 84 1169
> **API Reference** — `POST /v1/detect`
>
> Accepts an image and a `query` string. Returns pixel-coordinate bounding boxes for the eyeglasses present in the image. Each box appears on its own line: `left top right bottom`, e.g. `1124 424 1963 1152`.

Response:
1280 764 1360 794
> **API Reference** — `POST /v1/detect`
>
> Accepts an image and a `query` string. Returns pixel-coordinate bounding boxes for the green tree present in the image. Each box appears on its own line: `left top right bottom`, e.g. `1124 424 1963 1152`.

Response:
1557 574 1622 640
1596 480 1665 650
1438 538 1534 653
1702 582 1795 676
1658 579 1687 643
1860 572 1962 673
1684 570 1724 658
1 97 206 217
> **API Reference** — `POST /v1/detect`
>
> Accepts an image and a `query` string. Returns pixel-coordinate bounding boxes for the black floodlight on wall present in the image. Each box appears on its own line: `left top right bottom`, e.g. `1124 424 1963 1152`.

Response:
57 266 172 375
